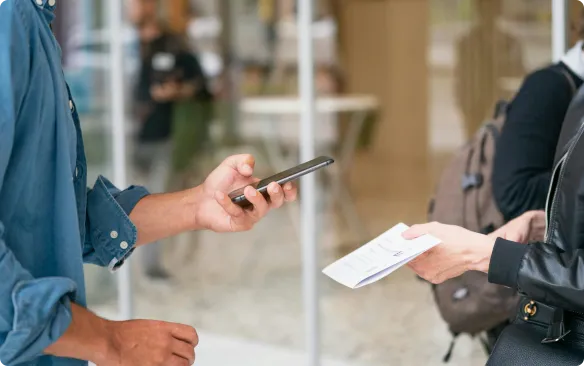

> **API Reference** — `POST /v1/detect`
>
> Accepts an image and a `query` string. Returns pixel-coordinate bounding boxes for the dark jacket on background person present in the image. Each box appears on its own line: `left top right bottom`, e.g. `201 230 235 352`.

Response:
493 44 584 221
134 29 211 143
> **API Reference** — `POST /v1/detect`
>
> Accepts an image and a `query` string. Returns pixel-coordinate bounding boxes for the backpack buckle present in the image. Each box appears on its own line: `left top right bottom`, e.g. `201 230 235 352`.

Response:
461 173 484 191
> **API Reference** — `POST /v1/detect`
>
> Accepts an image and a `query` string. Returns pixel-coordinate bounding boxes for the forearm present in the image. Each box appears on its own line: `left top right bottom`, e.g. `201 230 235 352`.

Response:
489 240 584 313
44 303 111 364
178 82 196 99
129 186 203 246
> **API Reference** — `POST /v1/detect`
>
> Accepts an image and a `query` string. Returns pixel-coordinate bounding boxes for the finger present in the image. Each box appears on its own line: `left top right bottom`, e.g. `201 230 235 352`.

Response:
171 339 196 365
167 355 191 366
215 191 245 219
222 154 255 177
266 182 285 209
283 182 298 202
402 223 437 240
244 186 269 218
170 324 199 346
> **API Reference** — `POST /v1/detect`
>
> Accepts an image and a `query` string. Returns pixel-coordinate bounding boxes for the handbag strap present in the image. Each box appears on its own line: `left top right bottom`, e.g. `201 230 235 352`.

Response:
542 308 571 344
521 299 571 344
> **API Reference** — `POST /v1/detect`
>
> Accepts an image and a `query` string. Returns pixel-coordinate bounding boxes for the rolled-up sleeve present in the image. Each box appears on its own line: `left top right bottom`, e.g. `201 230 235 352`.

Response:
0 243 77 364
0 2 77 364
83 176 149 271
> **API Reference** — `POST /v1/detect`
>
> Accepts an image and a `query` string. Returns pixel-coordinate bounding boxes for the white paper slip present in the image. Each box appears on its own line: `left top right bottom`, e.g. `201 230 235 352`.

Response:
322 223 441 289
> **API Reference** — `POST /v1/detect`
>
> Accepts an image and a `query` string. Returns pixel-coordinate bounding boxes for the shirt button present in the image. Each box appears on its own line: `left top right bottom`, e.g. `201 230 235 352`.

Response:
35 0 43 5
75 167 79 178
110 231 119 239
69 100 74 111
120 241 129 250
48 0 56 6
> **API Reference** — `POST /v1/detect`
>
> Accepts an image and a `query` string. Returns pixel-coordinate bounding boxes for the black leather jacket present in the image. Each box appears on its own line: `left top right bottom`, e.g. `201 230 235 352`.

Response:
488 85 584 314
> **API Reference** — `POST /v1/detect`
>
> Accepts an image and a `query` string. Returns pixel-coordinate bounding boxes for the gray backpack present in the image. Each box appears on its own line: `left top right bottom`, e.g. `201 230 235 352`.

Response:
427 102 517 361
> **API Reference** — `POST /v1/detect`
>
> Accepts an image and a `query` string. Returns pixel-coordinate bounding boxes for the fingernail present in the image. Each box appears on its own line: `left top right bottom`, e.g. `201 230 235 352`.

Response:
272 185 279 193
243 164 252 172
249 189 257 197
284 183 292 191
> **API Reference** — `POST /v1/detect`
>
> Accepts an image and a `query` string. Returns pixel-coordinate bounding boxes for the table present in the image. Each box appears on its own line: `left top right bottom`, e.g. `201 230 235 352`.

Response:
239 94 379 241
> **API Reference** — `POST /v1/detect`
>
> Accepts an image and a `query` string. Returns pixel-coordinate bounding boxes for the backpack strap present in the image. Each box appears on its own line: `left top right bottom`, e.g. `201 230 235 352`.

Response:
555 68 577 98
443 334 458 363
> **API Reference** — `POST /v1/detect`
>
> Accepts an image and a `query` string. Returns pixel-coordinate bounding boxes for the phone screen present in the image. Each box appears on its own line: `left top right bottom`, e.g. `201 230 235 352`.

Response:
228 156 334 205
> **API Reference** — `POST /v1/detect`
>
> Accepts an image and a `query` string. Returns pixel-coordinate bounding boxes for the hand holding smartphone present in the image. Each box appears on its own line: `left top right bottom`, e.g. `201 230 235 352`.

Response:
229 156 335 208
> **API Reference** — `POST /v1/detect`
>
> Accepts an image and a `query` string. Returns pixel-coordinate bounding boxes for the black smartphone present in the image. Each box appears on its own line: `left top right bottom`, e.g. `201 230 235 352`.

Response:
229 156 335 207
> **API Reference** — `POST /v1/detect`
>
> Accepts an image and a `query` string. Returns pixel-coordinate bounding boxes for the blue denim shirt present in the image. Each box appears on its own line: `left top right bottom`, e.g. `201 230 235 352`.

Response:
0 1 149 365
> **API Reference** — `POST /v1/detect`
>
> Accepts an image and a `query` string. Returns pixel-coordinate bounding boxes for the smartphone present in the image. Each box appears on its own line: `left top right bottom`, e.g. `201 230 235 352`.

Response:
229 156 335 207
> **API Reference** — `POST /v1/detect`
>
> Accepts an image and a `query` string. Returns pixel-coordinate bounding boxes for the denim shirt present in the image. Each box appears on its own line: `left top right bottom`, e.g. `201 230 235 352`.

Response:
0 1 149 365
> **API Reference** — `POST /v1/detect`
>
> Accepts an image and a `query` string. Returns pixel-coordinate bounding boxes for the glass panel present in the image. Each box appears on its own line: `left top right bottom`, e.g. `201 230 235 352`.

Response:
57 0 119 307
429 0 552 182
53 0 559 364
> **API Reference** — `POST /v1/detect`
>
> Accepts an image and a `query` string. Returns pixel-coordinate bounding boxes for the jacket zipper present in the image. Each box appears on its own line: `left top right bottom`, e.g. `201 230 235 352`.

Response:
545 153 567 241
546 120 584 242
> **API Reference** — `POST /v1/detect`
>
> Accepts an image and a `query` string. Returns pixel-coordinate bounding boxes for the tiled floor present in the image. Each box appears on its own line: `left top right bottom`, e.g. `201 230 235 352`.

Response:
91 203 486 366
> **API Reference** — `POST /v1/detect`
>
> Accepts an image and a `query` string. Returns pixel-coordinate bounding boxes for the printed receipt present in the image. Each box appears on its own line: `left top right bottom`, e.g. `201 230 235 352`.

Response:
322 223 441 289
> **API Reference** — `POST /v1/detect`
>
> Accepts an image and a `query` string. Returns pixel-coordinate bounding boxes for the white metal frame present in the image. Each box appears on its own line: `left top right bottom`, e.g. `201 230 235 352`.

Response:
108 0 133 320
298 0 320 365
552 0 569 62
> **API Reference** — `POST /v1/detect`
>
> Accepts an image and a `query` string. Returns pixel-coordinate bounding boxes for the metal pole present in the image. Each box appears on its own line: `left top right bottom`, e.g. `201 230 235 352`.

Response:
108 0 133 320
552 0 569 62
298 0 319 365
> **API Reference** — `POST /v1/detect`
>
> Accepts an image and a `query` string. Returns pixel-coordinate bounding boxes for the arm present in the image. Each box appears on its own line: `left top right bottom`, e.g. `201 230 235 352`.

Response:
87 155 298 257
489 239 584 313
493 68 573 221
403 218 584 313
178 52 212 101
82 177 149 269
43 304 111 363
0 3 78 363
155 53 212 102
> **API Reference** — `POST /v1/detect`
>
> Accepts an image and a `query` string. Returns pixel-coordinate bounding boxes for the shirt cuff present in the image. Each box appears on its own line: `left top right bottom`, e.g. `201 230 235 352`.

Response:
488 238 530 289
86 176 149 272
111 185 150 216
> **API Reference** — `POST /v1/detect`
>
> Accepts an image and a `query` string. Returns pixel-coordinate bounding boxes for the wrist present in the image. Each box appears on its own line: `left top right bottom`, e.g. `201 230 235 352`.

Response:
467 235 496 273
88 318 116 365
182 185 207 231
45 304 113 364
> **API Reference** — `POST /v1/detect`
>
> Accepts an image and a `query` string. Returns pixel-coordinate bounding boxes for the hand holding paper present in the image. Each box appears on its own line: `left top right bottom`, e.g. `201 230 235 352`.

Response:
323 223 441 289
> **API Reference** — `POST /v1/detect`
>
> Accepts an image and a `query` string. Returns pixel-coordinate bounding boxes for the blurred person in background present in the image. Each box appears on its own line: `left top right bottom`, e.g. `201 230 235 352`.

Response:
492 17 584 222
0 1 297 365
129 0 213 280
455 0 525 139
258 0 278 87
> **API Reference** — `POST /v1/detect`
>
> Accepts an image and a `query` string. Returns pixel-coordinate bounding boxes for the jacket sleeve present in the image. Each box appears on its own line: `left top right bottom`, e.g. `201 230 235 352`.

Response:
82 177 149 270
489 238 584 313
0 2 77 364
492 68 574 221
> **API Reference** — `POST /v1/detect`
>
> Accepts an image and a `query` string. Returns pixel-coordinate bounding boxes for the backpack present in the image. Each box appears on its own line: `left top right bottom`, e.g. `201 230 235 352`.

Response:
427 68 577 362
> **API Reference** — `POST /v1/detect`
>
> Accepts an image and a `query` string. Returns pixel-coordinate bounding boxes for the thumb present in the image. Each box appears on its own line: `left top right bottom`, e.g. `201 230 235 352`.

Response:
223 154 255 177
402 223 436 240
